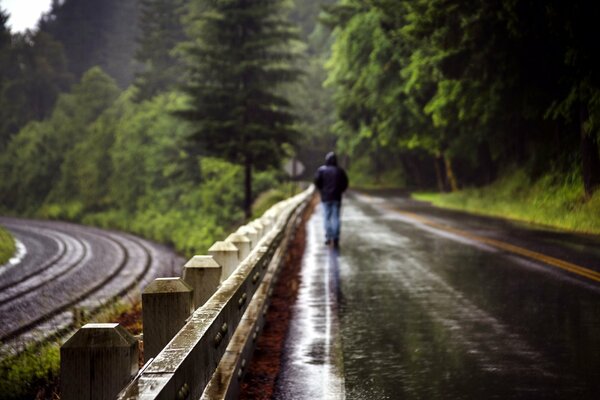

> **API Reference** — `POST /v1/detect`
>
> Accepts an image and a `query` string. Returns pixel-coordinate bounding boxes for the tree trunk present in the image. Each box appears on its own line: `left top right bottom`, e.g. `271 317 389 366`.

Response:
244 160 252 219
443 153 459 192
580 103 600 198
434 155 446 192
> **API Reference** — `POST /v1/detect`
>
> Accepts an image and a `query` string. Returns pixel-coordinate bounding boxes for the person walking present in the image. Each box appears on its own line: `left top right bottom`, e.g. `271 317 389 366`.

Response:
314 152 349 248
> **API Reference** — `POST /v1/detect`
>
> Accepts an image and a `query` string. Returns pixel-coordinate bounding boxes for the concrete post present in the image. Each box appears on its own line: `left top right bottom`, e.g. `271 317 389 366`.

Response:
60 323 138 400
182 255 222 309
208 241 240 281
226 233 251 261
142 278 193 360
237 225 258 249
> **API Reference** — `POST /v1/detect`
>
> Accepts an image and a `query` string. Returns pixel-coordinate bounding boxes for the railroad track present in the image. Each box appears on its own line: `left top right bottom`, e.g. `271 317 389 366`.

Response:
0 217 184 348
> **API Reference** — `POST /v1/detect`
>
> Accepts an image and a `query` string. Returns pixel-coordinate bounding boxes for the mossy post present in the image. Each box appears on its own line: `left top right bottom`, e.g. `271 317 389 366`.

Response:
208 240 239 281
142 278 193 360
60 323 138 400
182 255 222 309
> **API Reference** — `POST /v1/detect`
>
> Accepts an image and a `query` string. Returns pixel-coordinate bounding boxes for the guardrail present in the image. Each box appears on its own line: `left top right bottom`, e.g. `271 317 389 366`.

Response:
59 186 314 400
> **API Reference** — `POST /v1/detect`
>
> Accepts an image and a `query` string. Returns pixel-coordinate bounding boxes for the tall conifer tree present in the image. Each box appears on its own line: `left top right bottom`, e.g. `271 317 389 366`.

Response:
39 0 139 87
180 0 301 217
134 0 188 101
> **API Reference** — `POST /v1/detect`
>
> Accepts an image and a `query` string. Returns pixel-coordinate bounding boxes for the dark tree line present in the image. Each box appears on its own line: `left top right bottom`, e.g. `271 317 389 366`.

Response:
39 0 140 88
0 9 72 152
325 0 600 196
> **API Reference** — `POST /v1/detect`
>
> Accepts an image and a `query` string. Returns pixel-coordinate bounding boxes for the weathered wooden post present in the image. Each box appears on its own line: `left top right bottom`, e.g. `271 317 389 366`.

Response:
182 255 222 309
237 225 258 249
142 278 193 360
226 233 251 261
251 220 264 240
208 240 239 281
60 323 138 400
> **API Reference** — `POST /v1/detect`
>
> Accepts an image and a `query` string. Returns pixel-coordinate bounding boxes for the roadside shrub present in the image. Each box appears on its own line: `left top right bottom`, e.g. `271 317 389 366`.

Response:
0 341 60 400
252 188 289 218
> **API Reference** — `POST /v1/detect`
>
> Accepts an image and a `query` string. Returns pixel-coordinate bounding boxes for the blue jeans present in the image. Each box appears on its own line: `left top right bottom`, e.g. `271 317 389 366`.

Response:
322 201 341 242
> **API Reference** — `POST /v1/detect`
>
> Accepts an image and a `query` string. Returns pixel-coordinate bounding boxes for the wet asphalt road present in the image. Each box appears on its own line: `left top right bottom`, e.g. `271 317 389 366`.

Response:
277 191 600 399
0 217 183 349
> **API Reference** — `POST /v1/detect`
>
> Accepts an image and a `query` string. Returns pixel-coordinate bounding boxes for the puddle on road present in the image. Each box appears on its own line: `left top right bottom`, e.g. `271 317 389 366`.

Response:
273 204 345 400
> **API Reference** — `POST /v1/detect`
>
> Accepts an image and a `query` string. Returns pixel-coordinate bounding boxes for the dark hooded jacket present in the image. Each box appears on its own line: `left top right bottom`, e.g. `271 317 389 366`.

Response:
314 152 349 202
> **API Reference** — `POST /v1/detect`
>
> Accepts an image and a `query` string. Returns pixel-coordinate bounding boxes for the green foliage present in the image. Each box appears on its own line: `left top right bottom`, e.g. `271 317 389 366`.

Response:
347 154 406 190
252 189 288 219
123 157 244 255
109 91 195 212
413 169 600 234
0 64 287 258
0 67 120 212
324 0 600 195
0 225 16 265
0 341 60 400
251 175 305 218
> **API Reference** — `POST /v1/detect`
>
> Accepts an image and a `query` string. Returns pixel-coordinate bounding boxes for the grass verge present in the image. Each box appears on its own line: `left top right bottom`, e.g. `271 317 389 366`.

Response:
0 225 16 265
412 169 600 234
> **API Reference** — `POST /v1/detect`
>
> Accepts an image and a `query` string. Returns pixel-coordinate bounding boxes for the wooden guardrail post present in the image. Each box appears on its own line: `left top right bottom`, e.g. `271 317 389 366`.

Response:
260 215 274 233
237 225 258 249
117 187 314 400
227 233 251 261
209 241 239 281
60 323 138 400
142 278 193 360
182 255 222 309
250 220 264 240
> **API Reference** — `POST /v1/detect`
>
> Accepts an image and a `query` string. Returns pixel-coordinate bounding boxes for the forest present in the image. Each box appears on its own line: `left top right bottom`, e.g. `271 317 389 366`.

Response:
324 0 600 231
1 0 600 258
0 0 336 257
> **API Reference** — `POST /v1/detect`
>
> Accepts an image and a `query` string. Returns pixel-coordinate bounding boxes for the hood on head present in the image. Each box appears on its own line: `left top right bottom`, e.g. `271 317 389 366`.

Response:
325 151 337 166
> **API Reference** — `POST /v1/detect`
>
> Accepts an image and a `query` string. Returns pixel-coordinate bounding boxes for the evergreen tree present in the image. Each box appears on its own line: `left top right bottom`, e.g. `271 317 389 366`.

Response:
0 67 119 211
0 25 72 151
39 0 139 87
134 0 189 101
179 0 302 218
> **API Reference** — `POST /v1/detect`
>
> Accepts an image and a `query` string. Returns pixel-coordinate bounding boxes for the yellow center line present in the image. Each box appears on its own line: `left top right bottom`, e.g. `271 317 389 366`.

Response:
359 193 600 283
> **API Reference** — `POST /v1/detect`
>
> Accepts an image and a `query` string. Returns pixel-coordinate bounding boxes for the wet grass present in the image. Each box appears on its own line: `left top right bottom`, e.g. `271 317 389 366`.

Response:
0 340 61 400
413 170 600 234
0 225 16 265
